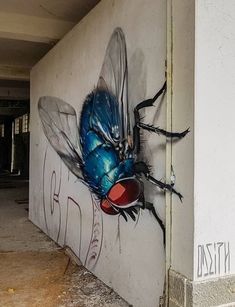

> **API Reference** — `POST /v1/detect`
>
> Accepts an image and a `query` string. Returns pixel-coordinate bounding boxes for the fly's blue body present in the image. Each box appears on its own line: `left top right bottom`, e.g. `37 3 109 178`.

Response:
80 90 134 197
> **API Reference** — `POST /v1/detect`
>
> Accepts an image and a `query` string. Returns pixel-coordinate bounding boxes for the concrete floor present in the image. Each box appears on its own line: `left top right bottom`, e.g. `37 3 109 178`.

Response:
0 176 130 307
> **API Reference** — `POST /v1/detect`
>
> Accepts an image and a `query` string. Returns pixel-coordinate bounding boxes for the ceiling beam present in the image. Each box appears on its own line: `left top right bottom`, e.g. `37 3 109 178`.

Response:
0 12 75 44
0 108 28 117
0 87 29 100
0 100 29 108
0 65 30 81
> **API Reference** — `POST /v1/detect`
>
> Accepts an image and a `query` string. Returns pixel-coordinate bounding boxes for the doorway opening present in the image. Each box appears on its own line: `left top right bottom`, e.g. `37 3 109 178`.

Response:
0 80 30 199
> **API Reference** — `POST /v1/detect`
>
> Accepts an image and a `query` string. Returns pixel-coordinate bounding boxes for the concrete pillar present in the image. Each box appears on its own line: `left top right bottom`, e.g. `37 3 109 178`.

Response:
168 1 235 306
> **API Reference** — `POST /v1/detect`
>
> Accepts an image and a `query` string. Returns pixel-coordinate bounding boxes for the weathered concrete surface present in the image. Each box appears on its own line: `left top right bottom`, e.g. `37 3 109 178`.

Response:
0 178 56 253
169 269 235 307
0 250 69 306
0 177 130 306
58 261 132 307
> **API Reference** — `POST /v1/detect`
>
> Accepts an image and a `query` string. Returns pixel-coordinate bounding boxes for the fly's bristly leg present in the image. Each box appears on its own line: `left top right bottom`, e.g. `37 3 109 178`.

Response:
132 81 189 151
147 174 183 202
134 161 183 202
138 123 190 139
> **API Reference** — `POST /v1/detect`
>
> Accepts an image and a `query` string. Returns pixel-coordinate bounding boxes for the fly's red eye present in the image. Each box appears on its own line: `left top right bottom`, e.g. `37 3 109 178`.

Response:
107 179 141 207
100 199 118 215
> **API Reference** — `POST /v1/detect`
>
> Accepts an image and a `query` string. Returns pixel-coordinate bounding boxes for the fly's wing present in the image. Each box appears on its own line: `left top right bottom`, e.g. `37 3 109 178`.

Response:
38 96 84 179
96 28 132 147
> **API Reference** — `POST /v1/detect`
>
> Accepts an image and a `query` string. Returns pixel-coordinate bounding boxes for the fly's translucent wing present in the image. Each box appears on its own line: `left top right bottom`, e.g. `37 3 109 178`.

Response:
38 96 84 179
97 28 132 145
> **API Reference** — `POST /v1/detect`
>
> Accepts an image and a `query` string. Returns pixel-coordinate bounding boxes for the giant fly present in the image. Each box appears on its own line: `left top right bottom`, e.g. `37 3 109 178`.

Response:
38 28 189 244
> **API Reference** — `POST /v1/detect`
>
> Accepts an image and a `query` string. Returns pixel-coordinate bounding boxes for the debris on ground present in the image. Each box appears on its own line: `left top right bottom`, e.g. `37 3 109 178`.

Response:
0 177 131 307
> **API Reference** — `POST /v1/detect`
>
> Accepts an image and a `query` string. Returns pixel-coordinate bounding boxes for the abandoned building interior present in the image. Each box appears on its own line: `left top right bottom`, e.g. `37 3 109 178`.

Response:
0 1 235 307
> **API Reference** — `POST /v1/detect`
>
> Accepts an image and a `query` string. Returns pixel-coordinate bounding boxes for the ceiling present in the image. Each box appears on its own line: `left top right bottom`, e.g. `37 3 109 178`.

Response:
0 0 100 115
0 0 100 81
0 0 99 22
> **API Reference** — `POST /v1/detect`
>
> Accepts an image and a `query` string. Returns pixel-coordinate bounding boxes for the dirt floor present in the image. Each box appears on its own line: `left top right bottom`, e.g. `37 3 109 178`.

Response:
0 176 130 307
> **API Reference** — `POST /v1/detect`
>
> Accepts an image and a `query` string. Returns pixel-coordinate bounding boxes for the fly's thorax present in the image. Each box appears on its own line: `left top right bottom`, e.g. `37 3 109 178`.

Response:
111 124 120 141
115 139 134 160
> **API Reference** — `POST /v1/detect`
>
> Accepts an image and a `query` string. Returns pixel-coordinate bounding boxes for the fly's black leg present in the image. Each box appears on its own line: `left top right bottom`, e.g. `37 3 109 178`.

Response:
139 193 165 246
133 82 166 154
133 81 189 152
135 81 167 112
134 161 183 202
147 174 183 202
138 123 190 139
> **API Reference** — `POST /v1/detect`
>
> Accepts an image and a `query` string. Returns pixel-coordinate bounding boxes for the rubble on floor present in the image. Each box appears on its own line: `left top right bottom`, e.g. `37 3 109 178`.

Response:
0 177 130 307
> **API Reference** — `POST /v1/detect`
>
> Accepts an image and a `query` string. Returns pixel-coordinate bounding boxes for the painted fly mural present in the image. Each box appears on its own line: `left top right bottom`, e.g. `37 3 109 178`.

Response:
38 28 188 249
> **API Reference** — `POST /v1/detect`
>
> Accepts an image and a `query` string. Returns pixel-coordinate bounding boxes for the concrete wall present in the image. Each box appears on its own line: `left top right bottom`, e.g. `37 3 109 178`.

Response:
170 0 235 284
168 1 235 306
169 0 195 280
30 1 167 306
194 0 235 281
